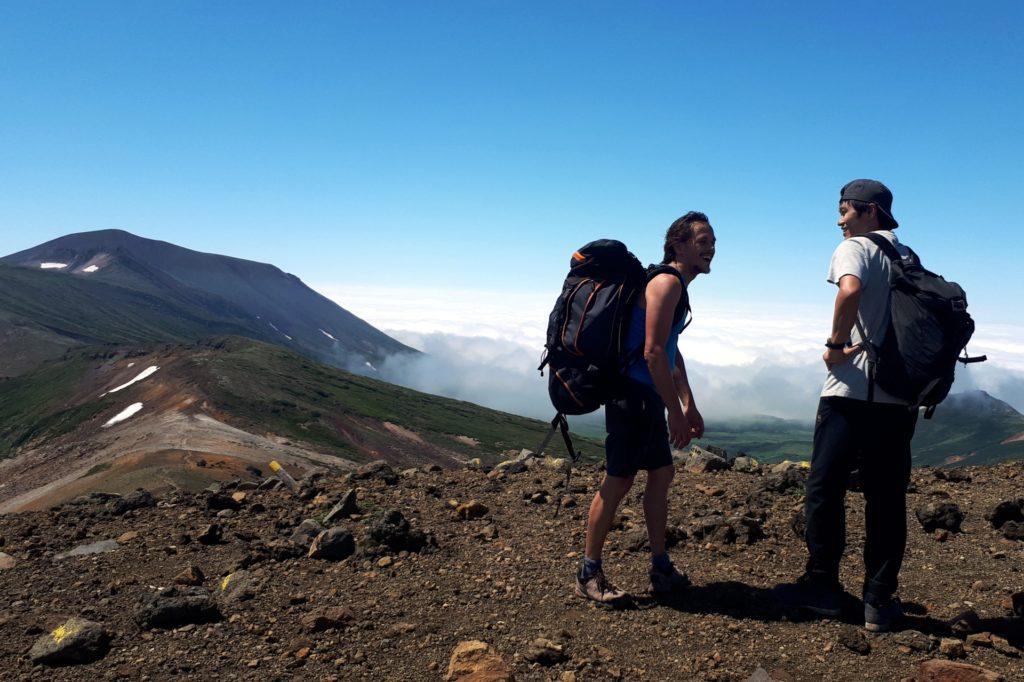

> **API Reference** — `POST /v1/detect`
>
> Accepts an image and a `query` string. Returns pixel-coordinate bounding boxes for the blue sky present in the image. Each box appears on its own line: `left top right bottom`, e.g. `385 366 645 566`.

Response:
2 1 1022 325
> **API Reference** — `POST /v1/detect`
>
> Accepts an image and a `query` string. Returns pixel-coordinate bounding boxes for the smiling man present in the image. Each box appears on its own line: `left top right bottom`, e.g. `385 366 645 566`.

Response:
776 179 919 632
576 211 715 603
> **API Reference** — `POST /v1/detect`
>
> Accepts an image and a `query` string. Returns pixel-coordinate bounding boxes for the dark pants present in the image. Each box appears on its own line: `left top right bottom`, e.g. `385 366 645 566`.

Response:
805 396 918 604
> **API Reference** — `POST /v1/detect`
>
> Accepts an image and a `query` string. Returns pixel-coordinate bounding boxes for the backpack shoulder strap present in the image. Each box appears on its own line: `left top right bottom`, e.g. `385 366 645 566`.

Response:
857 232 903 263
646 265 690 328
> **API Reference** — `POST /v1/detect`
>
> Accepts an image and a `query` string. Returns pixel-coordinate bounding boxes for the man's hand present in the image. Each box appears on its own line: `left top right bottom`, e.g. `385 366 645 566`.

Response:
667 410 692 449
823 344 862 369
683 403 704 439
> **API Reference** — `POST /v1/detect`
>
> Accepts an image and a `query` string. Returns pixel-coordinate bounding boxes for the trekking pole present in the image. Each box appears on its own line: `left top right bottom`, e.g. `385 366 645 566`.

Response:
551 414 582 519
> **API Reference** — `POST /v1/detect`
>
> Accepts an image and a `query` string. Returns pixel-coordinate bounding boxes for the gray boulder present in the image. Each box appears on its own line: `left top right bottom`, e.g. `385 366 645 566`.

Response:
915 501 965 533
29 618 110 666
308 527 356 561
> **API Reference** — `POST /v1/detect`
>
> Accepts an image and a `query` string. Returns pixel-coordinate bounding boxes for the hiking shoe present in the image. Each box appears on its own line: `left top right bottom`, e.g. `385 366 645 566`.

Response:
575 569 627 604
774 574 842 617
650 563 691 595
864 595 903 633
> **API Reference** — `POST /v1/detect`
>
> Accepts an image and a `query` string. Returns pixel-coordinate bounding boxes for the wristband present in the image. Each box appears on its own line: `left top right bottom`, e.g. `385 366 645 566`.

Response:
825 340 848 350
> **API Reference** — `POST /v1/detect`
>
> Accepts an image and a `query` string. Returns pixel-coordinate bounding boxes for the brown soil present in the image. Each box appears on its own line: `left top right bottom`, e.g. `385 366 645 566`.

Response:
1 460 1022 680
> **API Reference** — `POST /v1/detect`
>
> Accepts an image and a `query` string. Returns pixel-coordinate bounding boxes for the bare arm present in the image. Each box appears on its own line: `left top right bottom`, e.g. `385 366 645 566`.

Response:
674 349 704 438
824 274 864 367
643 274 690 448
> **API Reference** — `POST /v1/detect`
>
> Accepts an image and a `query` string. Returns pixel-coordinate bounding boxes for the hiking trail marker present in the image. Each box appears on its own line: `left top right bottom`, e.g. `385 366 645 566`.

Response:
269 460 300 493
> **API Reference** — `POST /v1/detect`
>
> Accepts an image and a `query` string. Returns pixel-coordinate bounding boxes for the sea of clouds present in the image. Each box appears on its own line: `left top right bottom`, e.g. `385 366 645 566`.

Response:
318 284 1024 423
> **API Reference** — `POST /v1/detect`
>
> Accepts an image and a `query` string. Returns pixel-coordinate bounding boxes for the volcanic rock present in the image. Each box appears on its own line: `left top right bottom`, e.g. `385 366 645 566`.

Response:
915 659 1006 681
108 489 156 516
197 523 223 545
174 565 205 586
289 519 324 546
301 606 356 633
446 640 510 681
134 586 222 629
732 456 762 474
916 502 965 533
939 638 966 659
353 460 398 484
368 510 432 553
524 636 569 665
986 499 1024 529
686 449 730 474
0 552 16 569
323 489 359 524
1000 520 1024 541
456 500 489 520
308 528 356 561
837 626 870 655
28 617 110 666
218 569 259 603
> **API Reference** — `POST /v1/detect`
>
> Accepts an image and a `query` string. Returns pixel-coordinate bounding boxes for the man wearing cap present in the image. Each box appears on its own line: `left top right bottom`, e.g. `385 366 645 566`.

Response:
776 179 919 632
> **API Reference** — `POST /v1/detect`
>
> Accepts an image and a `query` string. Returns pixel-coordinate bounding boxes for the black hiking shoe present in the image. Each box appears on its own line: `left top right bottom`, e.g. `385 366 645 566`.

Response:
650 563 691 595
864 595 903 632
774 573 843 617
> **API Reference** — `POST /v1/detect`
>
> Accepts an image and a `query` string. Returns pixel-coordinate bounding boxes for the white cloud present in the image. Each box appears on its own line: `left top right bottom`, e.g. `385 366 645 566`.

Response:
317 284 1024 418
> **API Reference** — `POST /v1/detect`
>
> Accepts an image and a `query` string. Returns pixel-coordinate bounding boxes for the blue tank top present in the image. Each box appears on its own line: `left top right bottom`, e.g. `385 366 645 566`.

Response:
624 281 690 386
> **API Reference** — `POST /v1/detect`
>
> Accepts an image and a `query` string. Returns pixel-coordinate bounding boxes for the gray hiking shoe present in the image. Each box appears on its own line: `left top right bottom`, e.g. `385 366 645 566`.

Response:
575 569 627 604
650 563 691 595
864 595 903 632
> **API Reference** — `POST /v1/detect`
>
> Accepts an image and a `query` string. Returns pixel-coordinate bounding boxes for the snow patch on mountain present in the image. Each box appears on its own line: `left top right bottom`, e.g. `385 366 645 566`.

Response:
103 403 143 427
101 366 160 397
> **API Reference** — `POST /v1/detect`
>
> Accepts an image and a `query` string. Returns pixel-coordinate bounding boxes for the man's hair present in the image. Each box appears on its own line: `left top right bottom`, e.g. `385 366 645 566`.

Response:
662 211 710 263
842 199 898 230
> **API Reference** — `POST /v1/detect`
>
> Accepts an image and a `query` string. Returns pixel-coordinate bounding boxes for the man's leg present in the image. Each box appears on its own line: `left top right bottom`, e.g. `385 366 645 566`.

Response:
642 464 673 556
860 405 915 607
584 473 635 561
804 397 858 584
777 397 857 616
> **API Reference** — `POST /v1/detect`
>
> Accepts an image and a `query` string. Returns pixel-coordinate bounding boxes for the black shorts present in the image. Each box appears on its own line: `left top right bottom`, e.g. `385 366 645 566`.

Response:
604 379 673 478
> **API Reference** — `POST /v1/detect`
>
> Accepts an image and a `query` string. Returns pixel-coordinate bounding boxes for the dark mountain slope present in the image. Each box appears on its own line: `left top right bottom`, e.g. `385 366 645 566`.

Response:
1 229 414 375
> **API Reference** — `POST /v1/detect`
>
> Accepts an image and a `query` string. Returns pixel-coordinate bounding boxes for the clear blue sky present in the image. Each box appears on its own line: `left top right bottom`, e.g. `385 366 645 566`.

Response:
1 2 1021 321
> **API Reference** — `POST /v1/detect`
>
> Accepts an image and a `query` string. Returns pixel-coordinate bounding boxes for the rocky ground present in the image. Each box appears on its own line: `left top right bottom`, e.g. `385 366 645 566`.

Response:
1 452 1022 681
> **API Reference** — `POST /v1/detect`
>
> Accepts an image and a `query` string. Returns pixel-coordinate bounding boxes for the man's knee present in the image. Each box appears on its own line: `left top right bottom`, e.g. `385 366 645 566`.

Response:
601 473 635 500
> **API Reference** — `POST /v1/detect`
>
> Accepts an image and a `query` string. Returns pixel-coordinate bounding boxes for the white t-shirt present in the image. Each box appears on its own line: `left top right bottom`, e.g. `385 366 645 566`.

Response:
820 230 913 404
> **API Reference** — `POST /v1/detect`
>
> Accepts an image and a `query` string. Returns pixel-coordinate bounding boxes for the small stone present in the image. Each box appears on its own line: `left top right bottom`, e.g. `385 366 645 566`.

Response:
837 626 870 655
108 489 156 515
991 635 1019 657
971 580 993 592
893 630 936 653
174 565 205 587
295 646 311 659
456 500 489 520
377 556 393 568
289 519 324 546
0 552 15 570
218 570 258 603
696 484 725 497
134 586 222 629
353 460 398 484
445 640 510 681
560 496 577 509
116 531 139 544
1006 591 1024 619
915 501 965 533
197 524 223 545
966 632 993 648
231 492 247 504
948 609 981 635
323 490 359 524
529 491 550 505
934 529 950 542
524 637 568 665
308 528 356 561
915 659 1006 681
29 618 110 666
939 638 966 659
301 606 356 633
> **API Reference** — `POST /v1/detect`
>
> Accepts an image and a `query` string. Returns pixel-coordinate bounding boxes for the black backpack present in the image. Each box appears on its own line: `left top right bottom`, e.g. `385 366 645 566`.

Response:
538 239 688 416
855 232 986 418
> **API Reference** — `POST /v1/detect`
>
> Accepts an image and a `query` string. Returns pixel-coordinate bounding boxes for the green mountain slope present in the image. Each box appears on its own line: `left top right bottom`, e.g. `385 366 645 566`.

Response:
687 391 1024 467
0 337 600 464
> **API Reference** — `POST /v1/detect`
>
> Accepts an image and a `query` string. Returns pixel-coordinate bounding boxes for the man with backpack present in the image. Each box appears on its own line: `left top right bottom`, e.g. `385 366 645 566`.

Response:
574 212 716 603
776 179 920 632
